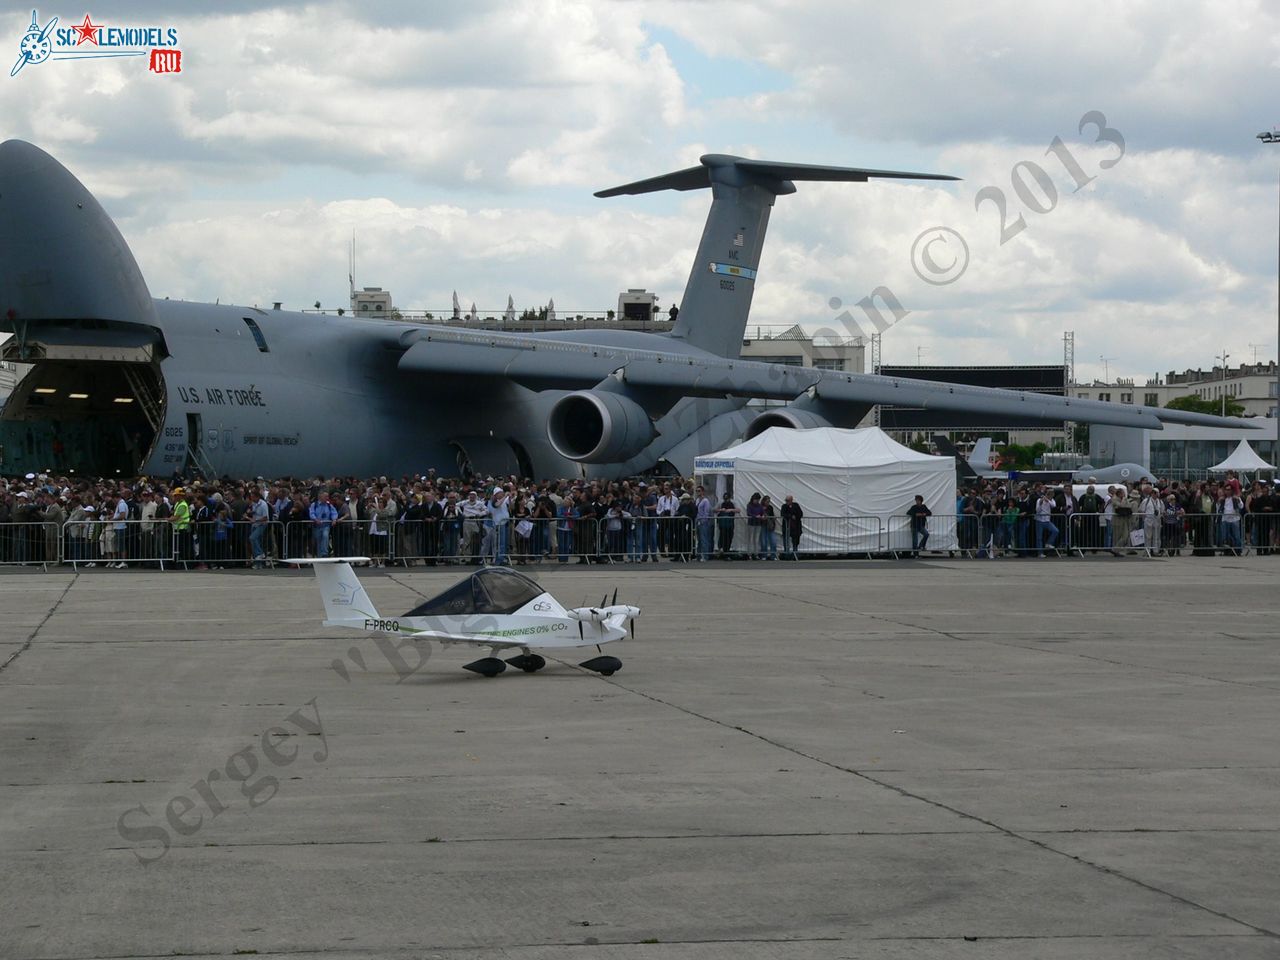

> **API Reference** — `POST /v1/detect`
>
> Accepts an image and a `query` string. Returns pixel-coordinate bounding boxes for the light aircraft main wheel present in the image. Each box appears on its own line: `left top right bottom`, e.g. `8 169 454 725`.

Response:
505 653 546 673
464 657 507 677
579 655 622 676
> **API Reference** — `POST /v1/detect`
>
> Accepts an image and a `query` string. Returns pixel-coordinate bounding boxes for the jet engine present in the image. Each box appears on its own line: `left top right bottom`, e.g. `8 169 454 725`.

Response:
547 390 657 463
743 406 833 440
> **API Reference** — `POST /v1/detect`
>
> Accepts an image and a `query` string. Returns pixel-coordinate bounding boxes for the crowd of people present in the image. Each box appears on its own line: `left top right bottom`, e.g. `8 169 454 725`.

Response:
947 472 1280 557
0 467 1275 569
0 469 811 568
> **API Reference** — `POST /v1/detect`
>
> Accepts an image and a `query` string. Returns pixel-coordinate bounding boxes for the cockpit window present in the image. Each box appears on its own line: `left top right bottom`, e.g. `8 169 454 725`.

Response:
403 568 544 617
242 316 269 352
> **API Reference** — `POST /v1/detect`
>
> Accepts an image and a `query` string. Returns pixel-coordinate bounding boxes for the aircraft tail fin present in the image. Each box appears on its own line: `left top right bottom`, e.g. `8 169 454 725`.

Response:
968 438 993 473
596 155 957 359
293 558 378 626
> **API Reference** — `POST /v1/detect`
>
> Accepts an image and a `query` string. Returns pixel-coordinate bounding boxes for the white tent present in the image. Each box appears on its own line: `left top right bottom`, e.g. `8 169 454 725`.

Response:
1208 439 1275 473
693 426 957 553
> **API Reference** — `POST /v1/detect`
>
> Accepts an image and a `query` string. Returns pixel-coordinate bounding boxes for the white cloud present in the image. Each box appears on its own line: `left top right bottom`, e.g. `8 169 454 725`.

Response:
0 0 1276 384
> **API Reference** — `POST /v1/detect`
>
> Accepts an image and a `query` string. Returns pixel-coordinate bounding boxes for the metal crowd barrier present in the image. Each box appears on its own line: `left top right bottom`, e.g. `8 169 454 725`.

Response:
0 509 1272 571
0 520 60 569
886 514 961 557
67 518 175 569
594 515 696 562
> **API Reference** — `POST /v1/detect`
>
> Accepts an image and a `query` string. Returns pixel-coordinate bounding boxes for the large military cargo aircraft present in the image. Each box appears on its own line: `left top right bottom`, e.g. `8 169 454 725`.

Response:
0 140 1255 479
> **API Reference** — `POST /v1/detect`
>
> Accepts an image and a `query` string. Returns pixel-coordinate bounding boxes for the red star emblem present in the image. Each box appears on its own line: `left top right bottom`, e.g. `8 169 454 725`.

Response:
72 13 101 46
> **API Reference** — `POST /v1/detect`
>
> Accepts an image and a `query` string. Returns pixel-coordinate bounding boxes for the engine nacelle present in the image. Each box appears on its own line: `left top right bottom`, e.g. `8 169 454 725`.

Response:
743 406 833 440
547 390 657 463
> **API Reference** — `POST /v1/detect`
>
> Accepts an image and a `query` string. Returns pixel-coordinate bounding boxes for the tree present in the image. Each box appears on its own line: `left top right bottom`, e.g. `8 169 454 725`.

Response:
1166 394 1245 418
998 441 1048 470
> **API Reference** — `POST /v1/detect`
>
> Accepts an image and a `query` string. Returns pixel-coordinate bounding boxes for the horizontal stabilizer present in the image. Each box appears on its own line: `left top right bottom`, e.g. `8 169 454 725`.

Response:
594 164 711 197
733 158 959 183
595 153 958 198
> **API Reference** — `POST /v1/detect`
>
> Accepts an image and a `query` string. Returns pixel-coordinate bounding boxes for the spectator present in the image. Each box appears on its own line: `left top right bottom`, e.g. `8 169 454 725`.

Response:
111 490 130 568
1035 489 1060 557
1218 487 1244 556
461 490 487 563
906 494 931 557
246 488 271 569
422 490 443 564
695 486 713 561
781 494 803 560
715 493 739 559
1110 485 1135 556
67 498 91 564
1162 493 1185 556
657 482 679 557
745 492 764 559
640 482 659 562
489 488 511 565
556 494 578 563
310 490 337 559
42 492 65 565
759 495 778 560
1077 483 1103 551
441 492 463 563
368 493 392 566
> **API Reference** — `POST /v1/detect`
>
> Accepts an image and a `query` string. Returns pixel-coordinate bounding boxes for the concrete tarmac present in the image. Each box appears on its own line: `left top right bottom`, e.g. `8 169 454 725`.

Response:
1 557 1278 959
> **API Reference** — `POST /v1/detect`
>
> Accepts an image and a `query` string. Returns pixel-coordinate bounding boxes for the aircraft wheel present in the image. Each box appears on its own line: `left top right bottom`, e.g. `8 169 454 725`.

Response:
579 655 622 676
464 657 507 677
506 653 546 673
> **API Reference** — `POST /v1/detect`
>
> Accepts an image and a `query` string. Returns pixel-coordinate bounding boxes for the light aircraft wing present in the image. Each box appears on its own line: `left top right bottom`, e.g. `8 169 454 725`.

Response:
400 629 526 648
395 327 1258 432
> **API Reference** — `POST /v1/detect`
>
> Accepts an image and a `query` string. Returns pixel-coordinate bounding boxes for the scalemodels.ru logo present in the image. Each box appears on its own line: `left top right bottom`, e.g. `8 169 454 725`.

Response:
10 9 182 77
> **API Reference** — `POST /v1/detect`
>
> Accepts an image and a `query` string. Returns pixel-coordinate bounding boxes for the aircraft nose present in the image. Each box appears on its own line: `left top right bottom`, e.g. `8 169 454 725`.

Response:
0 139 154 328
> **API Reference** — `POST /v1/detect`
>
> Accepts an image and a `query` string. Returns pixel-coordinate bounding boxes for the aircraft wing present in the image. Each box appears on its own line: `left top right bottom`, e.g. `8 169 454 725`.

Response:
403 628 527 648
396 327 1259 431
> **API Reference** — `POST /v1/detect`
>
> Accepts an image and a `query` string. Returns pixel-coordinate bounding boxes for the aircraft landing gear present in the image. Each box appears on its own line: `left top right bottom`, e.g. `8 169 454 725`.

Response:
505 653 546 673
463 657 506 677
578 655 622 676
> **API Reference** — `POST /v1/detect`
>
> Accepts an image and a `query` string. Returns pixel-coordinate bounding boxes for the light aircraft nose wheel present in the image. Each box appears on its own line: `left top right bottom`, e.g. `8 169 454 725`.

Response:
505 653 546 673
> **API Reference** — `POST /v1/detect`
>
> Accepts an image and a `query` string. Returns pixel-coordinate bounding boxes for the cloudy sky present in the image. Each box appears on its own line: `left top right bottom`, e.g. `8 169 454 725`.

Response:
2 0 1279 382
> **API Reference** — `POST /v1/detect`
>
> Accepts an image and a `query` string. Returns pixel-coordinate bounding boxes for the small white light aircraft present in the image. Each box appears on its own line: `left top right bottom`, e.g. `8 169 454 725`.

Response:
298 559 638 677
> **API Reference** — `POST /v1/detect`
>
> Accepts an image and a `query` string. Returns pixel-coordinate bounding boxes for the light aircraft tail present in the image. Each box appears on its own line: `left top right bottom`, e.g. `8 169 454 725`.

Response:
293 557 379 626
595 155 957 359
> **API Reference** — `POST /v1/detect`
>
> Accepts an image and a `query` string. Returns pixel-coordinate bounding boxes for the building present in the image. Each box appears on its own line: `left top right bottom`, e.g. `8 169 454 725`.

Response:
1071 362 1278 419
351 286 394 317
1091 420 1278 477
738 323 863 372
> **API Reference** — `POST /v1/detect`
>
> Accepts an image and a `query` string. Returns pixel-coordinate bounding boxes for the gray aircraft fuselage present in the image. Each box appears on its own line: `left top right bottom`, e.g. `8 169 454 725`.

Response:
1 140 1254 481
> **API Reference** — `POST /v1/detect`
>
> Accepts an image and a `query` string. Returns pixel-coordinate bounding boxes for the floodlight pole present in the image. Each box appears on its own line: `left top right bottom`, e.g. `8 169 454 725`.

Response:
1258 131 1280 467
1217 350 1230 417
